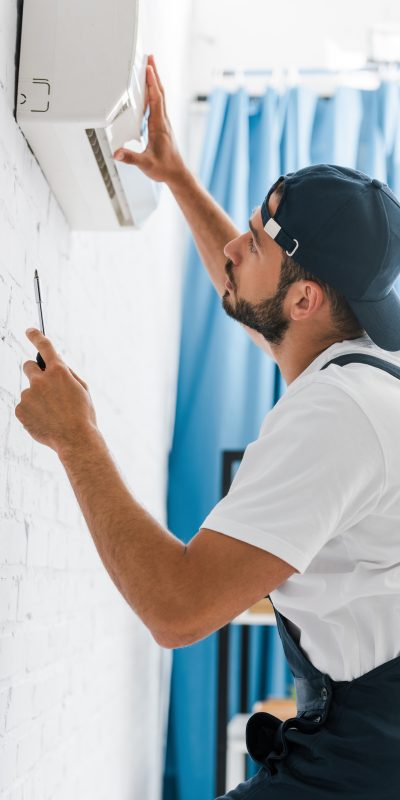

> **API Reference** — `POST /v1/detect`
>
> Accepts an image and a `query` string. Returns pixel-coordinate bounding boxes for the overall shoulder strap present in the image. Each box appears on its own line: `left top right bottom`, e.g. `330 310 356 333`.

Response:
320 352 400 381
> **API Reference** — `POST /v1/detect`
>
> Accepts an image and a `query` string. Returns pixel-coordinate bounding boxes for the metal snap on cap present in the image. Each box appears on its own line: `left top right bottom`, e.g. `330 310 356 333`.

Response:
320 687 328 700
371 178 383 188
314 716 322 723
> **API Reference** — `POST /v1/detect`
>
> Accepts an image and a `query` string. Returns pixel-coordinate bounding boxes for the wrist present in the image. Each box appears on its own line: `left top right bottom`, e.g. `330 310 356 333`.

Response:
57 423 103 464
166 158 192 193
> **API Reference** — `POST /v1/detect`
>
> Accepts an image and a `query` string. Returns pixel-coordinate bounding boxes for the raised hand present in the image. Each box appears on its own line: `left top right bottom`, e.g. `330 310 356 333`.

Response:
113 54 185 185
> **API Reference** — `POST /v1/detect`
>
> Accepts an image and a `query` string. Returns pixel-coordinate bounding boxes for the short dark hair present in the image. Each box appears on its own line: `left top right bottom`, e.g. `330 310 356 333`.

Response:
273 179 365 340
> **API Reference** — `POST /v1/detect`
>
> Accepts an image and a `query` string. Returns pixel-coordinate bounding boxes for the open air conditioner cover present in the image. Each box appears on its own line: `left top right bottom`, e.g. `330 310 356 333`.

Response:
17 0 160 230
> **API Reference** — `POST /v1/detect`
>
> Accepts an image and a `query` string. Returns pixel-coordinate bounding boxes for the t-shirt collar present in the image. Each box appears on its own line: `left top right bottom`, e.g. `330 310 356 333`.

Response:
289 333 375 390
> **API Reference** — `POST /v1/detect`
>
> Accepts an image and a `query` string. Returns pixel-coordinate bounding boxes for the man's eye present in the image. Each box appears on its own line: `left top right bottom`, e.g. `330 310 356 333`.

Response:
248 237 257 254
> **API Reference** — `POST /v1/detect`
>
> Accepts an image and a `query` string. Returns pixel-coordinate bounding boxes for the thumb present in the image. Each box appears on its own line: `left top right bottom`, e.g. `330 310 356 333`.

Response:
113 148 144 166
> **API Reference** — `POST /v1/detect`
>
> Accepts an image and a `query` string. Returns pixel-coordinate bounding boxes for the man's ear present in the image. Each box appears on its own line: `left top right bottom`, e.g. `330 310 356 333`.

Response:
290 281 325 320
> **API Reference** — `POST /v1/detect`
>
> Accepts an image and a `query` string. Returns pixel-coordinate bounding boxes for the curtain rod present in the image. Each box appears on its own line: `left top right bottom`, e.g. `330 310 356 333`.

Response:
220 62 400 76
193 62 400 102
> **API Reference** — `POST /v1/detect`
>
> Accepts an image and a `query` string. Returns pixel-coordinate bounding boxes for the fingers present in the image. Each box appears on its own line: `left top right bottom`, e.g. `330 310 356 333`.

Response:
23 352 89 392
113 64 164 165
146 64 169 136
68 366 88 390
15 388 33 424
146 64 164 111
25 328 59 364
147 55 164 96
23 360 43 381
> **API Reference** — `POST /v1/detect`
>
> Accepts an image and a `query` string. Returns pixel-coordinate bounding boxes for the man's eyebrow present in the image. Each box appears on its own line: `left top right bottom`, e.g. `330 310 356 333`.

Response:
249 218 263 248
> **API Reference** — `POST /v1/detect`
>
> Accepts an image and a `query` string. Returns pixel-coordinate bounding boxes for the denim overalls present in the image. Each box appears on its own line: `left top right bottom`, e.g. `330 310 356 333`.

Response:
217 354 400 800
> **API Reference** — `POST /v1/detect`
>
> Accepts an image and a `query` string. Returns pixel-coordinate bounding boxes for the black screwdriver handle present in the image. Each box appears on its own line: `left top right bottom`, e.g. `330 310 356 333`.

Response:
36 352 46 370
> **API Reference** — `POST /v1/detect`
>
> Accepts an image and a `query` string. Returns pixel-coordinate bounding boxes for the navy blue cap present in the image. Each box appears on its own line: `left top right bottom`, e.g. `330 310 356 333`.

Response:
261 164 400 351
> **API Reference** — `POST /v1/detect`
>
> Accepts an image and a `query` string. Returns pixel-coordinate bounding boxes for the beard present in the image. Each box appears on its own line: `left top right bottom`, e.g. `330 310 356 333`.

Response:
221 259 291 346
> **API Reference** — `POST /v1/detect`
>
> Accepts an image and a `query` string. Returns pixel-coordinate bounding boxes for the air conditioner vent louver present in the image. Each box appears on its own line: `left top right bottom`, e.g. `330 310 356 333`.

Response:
85 127 134 227
86 128 116 200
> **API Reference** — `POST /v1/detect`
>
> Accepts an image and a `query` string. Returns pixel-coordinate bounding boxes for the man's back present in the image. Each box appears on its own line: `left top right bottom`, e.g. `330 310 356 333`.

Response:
202 333 400 680
273 334 400 680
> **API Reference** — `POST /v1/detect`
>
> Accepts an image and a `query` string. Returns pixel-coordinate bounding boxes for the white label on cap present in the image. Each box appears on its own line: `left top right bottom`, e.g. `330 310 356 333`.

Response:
264 218 281 239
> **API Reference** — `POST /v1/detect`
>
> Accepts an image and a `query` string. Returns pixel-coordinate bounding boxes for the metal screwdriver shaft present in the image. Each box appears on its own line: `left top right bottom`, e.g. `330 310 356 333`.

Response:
33 270 46 370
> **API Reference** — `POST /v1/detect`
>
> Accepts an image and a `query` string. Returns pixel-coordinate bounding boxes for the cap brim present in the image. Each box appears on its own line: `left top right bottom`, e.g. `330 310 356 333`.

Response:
348 288 400 352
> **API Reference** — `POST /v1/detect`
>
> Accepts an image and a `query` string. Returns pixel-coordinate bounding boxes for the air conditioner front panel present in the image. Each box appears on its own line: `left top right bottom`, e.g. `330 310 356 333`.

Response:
17 0 140 123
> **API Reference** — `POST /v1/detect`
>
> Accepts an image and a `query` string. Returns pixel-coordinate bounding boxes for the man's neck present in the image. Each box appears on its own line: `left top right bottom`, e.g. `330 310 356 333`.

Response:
271 331 361 386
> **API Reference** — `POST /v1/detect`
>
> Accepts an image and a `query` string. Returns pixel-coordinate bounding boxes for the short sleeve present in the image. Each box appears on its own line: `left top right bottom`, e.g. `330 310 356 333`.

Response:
200 380 385 573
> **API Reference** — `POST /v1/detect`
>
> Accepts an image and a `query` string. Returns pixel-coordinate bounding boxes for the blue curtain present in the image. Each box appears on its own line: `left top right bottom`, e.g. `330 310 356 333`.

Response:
163 80 400 800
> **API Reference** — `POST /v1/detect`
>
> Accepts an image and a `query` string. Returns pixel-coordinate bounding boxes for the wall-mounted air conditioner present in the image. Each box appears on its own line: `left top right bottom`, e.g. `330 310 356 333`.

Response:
16 0 160 231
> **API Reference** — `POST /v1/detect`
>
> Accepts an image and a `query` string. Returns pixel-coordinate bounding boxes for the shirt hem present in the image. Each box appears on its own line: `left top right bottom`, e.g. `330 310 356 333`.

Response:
199 515 310 573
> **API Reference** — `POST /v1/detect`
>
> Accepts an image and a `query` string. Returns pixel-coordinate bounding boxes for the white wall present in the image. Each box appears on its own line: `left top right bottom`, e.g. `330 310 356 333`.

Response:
186 0 400 185
0 0 192 798
189 0 400 97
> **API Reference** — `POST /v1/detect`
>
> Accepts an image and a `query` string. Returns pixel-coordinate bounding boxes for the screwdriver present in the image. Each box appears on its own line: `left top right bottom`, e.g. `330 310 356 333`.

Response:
33 269 46 370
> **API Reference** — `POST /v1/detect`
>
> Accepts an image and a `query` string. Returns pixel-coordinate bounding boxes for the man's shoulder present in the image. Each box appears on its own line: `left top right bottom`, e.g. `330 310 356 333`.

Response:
282 342 400 407
260 364 380 441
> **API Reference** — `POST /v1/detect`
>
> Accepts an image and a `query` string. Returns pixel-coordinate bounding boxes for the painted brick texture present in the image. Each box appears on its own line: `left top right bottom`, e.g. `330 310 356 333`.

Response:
0 1 192 797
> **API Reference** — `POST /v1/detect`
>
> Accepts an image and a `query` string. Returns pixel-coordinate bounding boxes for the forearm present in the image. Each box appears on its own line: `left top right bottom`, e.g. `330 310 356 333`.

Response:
58 424 186 644
168 165 239 297
114 52 272 355
168 164 273 356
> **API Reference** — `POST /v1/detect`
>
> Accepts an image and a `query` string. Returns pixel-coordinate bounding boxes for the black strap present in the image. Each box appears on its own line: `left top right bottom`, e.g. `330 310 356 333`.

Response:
320 352 400 381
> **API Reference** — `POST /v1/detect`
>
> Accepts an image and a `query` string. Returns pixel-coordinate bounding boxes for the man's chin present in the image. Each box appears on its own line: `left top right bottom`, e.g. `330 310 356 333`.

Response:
221 295 236 319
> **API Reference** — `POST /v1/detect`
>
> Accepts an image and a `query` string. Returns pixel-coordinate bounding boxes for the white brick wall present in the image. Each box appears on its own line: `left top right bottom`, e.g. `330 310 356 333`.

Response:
0 1 193 797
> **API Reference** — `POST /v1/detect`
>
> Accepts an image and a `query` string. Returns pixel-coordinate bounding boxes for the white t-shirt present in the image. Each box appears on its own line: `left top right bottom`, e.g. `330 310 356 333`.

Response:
201 334 400 681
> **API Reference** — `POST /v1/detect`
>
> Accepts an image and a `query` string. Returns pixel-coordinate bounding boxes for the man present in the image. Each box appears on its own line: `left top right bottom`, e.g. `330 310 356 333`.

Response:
16 56 400 798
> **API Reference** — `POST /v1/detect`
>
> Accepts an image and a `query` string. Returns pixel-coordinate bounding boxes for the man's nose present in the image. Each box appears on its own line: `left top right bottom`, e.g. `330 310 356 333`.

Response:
224 236 239 261
223 241 232 260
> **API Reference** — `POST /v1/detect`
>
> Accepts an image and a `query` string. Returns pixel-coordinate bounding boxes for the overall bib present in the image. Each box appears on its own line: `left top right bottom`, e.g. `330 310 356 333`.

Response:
217 354 400 800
